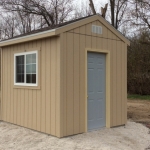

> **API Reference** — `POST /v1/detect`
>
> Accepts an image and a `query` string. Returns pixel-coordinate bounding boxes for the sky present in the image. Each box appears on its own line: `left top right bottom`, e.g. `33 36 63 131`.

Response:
78 0 109 9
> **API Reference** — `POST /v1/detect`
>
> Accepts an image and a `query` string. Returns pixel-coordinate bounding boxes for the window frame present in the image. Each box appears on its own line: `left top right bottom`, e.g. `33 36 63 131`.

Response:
14 50 38 86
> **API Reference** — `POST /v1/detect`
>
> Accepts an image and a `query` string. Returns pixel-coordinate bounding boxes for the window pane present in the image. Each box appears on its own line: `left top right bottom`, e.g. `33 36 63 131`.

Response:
17 74 24 83
26 54 32 64
32 54 36 63
26 64 36 74
16 55 24 64
17 64 24 73
26 74 32 83
16 55 24 83
26 74 36 83
32 64 36 73
26 64 32 73
32 74 36 83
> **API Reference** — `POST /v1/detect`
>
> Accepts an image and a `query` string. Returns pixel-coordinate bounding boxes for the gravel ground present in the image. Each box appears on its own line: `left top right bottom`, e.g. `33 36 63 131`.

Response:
0 121 150 150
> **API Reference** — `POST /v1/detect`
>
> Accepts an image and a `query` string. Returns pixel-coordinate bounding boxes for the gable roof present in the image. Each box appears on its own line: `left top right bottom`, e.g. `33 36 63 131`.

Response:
0 14 130 47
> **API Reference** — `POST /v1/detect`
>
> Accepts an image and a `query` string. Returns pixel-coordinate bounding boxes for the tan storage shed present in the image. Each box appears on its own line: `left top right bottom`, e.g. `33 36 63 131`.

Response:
0 14 130 138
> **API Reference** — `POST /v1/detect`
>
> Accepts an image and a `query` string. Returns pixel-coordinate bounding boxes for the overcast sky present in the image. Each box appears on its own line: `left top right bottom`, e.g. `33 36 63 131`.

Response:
77 0 109 9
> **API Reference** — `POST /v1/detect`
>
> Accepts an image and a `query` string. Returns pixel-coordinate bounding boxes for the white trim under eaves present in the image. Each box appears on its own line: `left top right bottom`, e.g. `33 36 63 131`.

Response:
0 29 56 46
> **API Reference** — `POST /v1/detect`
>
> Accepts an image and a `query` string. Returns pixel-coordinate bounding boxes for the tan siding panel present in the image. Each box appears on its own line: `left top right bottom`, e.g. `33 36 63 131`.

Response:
32 90 37 130
107 30 113 39
17 91 22 126
79 34 86 133
13 89 18 125
107 39 113 126
60 34 64 137
36 90 41 131
10 46 14 123
68 29 74 33
112 41 117 126
85 23 92 36
96 37 103 50
85 36 92 49
103 38 108 50
73 33 80 134
45 38 51 134
80 25 86 35
20 89 25 126
3 49 7 121
28 90 33 128
24 89 29 128
6 48 10 122
116 41 122 125
56 37 61 137
63 33 67 136
50 38 56 136
7 48 11 122
92 36 97 49
74 27 80 34
66 32 74 135
17 87 21 126
41 39 46 133
121 42 125 124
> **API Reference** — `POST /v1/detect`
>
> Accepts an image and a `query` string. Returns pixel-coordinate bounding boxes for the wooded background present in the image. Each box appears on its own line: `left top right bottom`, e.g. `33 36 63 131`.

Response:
0 0 150 95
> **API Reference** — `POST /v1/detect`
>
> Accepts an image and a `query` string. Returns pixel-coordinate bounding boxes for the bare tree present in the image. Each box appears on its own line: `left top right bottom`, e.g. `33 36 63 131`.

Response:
127 30 150 95
88 0 128 29
110 0 128 29
130 0 150 30
89 0 96 15
101 3 108 19
0 0 74 27
0 12 16 39
0 8 41 40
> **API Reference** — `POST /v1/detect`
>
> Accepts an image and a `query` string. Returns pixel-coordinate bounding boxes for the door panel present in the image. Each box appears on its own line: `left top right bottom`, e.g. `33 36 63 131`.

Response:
87 52 106 130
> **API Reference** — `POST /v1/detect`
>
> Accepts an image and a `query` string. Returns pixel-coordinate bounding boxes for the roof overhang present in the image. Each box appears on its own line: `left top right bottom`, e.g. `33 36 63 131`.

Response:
0 29 56 47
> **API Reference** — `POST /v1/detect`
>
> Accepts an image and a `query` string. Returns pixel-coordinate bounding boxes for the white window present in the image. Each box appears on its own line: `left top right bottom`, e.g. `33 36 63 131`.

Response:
14 51 38 86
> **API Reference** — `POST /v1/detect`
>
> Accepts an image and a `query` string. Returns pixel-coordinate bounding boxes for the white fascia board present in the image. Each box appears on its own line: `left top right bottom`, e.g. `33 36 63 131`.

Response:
0 29 56 47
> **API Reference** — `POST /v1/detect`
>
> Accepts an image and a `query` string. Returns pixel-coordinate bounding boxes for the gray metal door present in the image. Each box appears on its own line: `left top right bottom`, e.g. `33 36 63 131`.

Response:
87 52 106 130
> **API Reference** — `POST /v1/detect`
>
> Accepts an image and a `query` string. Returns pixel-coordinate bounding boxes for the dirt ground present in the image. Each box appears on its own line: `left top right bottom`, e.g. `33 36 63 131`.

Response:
127 99 150 128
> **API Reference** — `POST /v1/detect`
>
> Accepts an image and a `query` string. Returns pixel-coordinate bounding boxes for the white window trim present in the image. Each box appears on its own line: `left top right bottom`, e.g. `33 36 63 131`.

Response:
14 50 38 86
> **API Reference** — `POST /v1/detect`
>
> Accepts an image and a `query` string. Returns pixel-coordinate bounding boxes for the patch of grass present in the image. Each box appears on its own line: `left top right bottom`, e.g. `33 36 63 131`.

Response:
128 94 150 100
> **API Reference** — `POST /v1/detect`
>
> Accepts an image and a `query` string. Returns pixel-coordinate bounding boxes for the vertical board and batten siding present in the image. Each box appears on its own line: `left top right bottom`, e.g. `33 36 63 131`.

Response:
1 37 61 137
1 18 128 138
61 20 127 137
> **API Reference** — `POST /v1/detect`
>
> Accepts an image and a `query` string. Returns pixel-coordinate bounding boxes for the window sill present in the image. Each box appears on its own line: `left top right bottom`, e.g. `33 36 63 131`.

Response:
13 85 41 90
